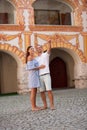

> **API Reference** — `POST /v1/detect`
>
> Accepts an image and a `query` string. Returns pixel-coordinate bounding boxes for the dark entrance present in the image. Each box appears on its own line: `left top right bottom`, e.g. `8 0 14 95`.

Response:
50 57 67 89
0 52 17 94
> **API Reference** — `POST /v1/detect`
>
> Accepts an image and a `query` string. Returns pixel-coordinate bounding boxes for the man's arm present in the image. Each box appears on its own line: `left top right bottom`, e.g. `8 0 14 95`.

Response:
47 40 51 54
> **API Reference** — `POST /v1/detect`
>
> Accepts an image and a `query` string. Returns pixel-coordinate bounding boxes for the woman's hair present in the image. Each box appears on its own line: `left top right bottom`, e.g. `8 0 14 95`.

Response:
25 46 32 63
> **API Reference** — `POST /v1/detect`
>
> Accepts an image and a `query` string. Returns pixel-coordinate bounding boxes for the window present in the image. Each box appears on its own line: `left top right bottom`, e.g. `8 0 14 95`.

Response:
33 0 72 25
0 0 15 24
0 13 8 24
34 9 71 25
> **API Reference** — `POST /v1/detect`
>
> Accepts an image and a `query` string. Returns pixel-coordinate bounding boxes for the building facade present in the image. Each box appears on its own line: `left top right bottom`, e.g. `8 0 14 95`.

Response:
0 0 87 94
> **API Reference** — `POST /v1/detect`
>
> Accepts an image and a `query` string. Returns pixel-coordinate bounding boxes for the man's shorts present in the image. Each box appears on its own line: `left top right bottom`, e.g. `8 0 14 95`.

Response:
39 73 52 92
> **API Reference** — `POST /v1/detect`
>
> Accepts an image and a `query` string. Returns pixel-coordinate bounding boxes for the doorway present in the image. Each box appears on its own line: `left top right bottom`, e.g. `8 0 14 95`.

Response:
50 57 67 89
0 52 17 94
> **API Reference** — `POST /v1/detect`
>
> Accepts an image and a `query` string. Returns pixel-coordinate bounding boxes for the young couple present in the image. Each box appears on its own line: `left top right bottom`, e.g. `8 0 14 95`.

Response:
26 40 55 111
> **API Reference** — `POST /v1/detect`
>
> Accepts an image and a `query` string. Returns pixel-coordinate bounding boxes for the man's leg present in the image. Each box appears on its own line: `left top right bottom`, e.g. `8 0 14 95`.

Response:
40 76 47 109
44 74 55 110
40 91 47 109
48 90 55 110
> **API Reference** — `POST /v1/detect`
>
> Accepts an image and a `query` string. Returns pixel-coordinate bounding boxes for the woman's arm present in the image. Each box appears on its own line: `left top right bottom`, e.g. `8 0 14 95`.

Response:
34 65 45 70
26 63 45 71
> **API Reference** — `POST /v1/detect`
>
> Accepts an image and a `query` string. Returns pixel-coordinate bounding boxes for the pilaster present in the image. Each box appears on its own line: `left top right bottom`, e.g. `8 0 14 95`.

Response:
24 31 32 50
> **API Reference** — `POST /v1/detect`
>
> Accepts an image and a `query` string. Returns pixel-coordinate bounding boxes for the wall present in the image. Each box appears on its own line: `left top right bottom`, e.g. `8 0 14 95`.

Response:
0 0 87 93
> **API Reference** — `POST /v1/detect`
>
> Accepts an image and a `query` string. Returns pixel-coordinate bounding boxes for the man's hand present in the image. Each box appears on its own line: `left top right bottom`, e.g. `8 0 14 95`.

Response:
39 65 45 69
47 39 51 53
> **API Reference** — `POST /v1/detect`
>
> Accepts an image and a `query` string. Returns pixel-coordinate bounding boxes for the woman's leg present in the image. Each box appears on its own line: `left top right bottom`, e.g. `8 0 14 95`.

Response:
30 88 41 111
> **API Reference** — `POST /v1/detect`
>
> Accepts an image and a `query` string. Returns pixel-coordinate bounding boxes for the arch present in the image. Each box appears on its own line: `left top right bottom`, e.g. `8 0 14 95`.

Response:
58 44 87 63
0 51 17 94
7 0 17 8
50 48 75 88
0 44 25 93
31 0 78 10
0 44 25 65
60 0 77 9
43 42 87 63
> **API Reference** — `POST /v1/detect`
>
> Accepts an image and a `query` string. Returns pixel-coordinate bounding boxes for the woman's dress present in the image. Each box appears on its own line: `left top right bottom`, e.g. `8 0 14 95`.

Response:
26 59 40 88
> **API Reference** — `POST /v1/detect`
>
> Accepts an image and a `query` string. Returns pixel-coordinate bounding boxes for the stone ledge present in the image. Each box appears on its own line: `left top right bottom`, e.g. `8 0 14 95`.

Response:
0 25 24 31
29 25 83 32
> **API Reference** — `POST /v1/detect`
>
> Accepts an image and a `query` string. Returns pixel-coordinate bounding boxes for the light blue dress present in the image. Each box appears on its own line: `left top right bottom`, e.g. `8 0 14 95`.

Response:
26 59 40 88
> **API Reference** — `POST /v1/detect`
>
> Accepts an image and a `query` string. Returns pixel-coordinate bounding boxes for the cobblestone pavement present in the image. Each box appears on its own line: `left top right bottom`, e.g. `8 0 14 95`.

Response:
0 89 87 130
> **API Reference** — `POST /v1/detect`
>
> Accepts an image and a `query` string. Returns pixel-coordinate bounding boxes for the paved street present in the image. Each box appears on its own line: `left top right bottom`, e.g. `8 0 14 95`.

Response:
0 88 87 130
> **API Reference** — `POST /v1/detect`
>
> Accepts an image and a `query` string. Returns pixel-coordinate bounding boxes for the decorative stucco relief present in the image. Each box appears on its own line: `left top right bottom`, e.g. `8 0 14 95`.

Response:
8 0 32 26
34 33 87 63
0 33 23 49
28 7 34 25
74 3 87 27
34 33 80 48
81 32 87 59
74 8 83 26
13 0 30 8
16 8 25 25
82 0 87 6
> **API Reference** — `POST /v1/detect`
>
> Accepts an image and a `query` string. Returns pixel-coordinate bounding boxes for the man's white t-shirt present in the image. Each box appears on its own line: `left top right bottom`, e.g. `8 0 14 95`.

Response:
36 52 50 76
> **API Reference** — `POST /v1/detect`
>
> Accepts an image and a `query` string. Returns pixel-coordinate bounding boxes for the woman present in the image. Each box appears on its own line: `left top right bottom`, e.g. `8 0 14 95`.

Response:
26 46 45 111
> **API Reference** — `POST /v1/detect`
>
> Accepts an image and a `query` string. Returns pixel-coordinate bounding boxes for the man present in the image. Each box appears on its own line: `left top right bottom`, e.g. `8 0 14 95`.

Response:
36 40 55 110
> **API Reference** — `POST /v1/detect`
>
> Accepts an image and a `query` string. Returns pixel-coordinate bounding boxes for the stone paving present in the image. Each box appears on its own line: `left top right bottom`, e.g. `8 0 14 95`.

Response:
0 88 87 130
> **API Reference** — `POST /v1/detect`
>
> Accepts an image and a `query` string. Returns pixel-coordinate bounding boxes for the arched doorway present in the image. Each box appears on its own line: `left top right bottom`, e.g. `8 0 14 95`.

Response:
0 51 17 94
49 48 75 89
50 57 67 89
